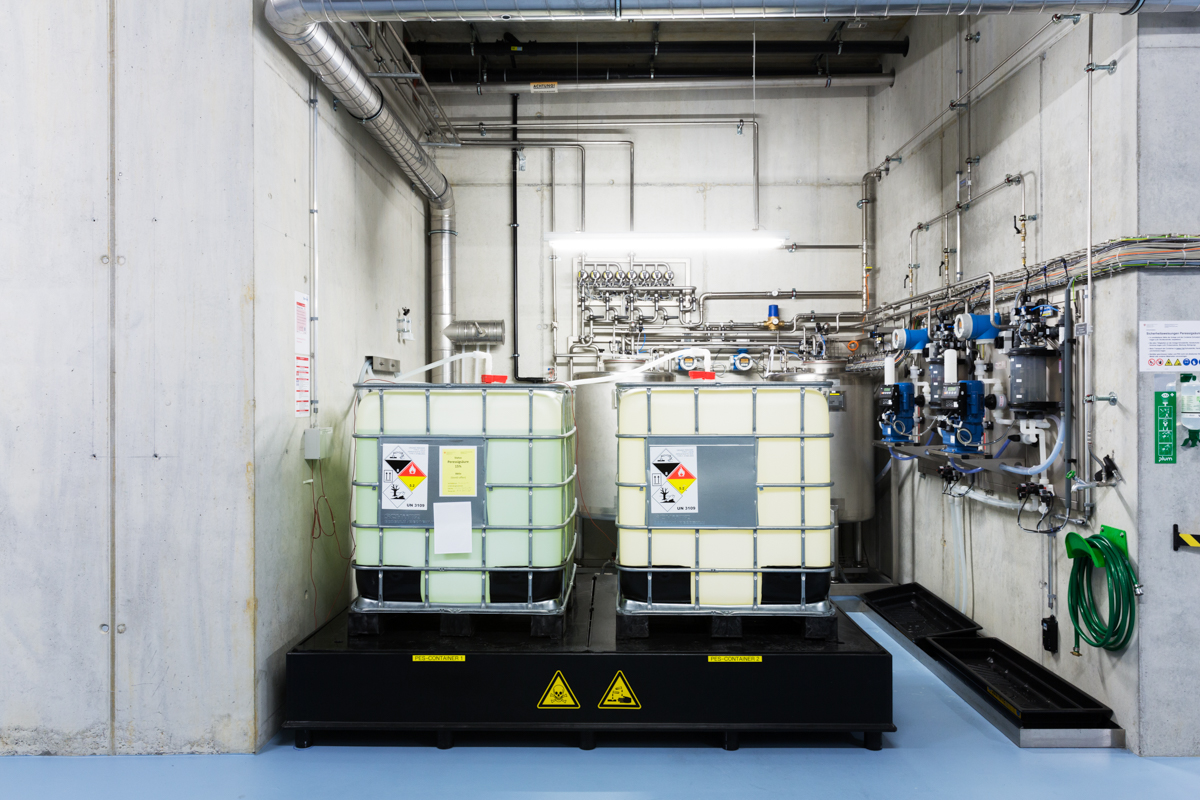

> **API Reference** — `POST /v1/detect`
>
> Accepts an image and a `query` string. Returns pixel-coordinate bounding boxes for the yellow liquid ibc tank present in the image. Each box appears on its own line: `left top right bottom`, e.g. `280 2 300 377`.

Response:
352 384 576 609
615 383 833 610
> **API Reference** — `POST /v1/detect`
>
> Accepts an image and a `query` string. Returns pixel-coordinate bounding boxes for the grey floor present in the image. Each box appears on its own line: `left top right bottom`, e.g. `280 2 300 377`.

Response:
4 611 1200 799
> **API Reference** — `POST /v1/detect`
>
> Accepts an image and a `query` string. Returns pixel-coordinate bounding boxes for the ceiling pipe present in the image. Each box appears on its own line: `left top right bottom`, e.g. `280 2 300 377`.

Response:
431 73 894 93
265 1 458 383
406 39 911 57
267 0 1174 25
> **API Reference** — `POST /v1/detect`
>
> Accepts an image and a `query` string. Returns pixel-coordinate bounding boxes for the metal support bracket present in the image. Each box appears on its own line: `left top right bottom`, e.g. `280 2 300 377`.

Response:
1086 60 1117 75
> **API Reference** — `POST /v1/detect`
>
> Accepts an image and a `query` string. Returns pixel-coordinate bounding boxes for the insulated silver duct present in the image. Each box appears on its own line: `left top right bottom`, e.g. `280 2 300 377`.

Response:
268 0 1178 25
266 1 457 382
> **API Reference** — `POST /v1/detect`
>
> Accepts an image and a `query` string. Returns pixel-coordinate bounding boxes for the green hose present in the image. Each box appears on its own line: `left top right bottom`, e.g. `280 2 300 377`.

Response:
1067 533 1139 654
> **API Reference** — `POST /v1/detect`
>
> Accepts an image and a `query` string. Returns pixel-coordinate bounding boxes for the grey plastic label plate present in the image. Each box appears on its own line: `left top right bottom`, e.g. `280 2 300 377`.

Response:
645 435 756 528
378 436 486 527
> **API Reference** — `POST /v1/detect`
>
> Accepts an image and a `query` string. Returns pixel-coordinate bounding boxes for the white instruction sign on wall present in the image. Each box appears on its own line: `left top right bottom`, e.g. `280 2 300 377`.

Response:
382 444 429 511
295 292 310 355
1140 321 1200 371
649 445 699 514
295 355 310 417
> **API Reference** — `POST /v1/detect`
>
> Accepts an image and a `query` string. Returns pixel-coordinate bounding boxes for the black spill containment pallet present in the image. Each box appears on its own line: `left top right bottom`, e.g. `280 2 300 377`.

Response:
861 583 982 643
285 572 895 750
923 636 1114 729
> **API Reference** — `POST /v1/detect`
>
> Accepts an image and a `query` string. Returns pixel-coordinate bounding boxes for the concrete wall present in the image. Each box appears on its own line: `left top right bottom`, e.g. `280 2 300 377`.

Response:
872 13 1200 755
0 1 426 754
250 3 428 749
1133 15 1200 758
433 88 872 379
1 0 114 756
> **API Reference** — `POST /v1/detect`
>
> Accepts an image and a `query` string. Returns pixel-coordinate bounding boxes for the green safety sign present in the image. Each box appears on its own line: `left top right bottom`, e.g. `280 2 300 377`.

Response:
1156 390 1176 464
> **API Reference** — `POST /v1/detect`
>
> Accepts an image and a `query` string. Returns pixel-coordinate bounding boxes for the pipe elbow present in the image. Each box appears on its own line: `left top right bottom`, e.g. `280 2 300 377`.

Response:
265 0 316 39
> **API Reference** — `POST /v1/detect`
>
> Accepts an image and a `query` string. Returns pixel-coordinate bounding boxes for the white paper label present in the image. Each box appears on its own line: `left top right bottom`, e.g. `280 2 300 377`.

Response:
433 501 473 555
1140 321 1200 372
295 355 310 417
649 445 699 514
382 444 429 511
295 292 310 355
529 81 558 93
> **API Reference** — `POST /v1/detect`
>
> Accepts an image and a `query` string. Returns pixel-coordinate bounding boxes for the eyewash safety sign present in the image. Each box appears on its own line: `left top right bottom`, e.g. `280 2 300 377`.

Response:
382 444 429 511
649 446 699 514
1140 321 1200 371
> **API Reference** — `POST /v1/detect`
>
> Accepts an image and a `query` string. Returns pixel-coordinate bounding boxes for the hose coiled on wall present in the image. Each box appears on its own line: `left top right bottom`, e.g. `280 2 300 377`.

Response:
1067 534 1139 655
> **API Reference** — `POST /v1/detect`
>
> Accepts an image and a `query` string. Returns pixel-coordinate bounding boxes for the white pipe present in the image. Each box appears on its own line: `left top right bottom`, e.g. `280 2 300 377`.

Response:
386 351 493 384
1000 415 1065 476
308 75 320 424
944 349 958 383
961 488 1023 510
564 348 713 387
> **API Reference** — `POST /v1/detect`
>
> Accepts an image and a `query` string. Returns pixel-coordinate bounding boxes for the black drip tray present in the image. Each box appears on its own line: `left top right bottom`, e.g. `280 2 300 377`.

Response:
861 583 981 642
924 637 1114 729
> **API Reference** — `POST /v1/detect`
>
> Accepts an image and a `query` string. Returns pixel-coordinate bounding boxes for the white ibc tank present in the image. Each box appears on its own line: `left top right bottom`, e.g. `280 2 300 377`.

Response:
353 384 576 608
615 383 834 610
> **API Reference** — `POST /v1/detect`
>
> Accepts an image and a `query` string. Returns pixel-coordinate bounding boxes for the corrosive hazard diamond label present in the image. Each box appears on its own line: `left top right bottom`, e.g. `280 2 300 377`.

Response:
598 671 641 709
537 670 580 709
650 445 698 514
382 444 428 511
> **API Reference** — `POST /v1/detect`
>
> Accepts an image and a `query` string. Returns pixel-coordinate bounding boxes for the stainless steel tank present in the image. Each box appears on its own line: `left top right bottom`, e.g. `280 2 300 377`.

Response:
768 359 875 522
574 359 675 519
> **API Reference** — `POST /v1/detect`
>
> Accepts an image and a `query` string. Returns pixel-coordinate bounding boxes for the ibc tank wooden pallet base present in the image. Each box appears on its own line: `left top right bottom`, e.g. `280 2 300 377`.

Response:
285 572 895 751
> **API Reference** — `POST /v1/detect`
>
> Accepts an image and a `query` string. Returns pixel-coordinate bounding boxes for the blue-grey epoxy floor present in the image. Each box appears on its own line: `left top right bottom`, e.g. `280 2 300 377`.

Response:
6 611 1200 799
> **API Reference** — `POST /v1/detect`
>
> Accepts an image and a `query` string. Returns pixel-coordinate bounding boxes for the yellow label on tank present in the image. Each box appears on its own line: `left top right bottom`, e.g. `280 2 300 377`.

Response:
537 670 580 709
708 655 763 663
412 655 466 662
440 446 477 496
598 671 641 709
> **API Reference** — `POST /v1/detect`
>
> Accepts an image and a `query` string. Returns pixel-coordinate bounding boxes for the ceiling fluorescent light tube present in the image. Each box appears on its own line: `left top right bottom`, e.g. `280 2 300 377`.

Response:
544 231 789 253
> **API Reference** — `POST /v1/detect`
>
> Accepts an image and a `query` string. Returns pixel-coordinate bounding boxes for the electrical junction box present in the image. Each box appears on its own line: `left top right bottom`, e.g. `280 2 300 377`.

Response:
303 427 333 460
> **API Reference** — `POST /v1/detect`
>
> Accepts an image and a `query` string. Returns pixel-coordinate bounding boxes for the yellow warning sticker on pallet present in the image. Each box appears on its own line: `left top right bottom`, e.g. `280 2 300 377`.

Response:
537 670 580 709
708 655 763 663
598 671 641 709
412 655 465 662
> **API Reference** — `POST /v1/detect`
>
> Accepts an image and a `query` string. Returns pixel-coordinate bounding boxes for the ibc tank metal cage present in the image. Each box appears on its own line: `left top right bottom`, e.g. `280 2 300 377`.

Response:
350 383 577 616
614 382 837 617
